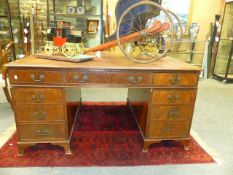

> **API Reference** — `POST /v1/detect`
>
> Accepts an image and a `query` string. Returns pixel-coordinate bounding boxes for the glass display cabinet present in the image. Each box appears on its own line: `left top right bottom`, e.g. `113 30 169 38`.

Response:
213 2 233 83
47 0 103 48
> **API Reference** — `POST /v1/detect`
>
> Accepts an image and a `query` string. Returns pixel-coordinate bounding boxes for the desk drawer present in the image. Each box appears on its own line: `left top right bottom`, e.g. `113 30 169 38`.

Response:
15 104 66 122
148 121 189 138
149 105 193 120
17 123 67 140
64 71 152 85
12 88 64 104
8 69 62 84
153 73 199 86
151 90 196 105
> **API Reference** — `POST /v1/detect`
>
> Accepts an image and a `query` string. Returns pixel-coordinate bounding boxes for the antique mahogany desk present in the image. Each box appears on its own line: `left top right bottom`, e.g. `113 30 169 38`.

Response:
5 52 201 155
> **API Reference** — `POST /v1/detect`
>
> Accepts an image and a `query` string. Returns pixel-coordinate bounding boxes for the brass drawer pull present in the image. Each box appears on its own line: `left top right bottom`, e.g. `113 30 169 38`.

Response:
37 125 49 136
33 111 47 119
31 74 45 82
162 126 173 133
37 129 49 136
129 76 142 84
168 94 180 102
167 109 179 118
169 76 181 85
32 94 45 102
74 75 88 83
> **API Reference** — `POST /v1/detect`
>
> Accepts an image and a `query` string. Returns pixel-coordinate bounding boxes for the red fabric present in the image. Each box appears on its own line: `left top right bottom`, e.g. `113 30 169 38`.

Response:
0 105 215 167
53 37 66 47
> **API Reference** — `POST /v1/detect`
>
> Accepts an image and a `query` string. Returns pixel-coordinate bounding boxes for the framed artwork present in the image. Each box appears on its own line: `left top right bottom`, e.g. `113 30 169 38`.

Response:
66 6 76 14
87 19 99 33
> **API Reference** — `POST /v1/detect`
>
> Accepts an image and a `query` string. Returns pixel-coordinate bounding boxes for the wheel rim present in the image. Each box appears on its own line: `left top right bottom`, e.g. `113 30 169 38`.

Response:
117 1 174 64
167 9 183 51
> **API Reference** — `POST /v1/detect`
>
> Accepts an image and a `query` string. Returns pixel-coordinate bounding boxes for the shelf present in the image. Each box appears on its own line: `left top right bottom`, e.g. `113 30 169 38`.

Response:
215 74 233 79
0 15 7 18
181 39 207 43
165 39 207 43
49 13 101 18
47 0 104 47
220 38 233 41
0 31 9 35
170 50 204 54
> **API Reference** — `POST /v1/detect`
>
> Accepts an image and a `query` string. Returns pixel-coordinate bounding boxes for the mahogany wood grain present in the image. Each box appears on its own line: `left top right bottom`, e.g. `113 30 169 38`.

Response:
147 121 189 138
151 90 197 105
128 101 149 135
8 69 62 84
4 52 201 154
11 88 64 104
127 88 151 135
149 105 193 120
4 53 201 72
64 71 152 85
14 104 66 122
153 73 199 86
17 123 68 141
17 141 72 156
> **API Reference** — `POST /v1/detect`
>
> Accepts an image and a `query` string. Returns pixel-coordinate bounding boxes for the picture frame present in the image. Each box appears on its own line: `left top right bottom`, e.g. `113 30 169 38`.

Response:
87 19 99 33
66 6 76 14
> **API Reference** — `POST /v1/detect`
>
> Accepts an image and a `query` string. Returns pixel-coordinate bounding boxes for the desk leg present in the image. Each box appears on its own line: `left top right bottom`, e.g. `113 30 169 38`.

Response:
179 139 190 151
56 142 72 155
17 143 36 156
143 140 161 152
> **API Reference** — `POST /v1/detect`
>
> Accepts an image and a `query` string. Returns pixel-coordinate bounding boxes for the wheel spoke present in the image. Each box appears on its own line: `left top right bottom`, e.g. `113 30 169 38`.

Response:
145 4 150 29
117 1 174 63
128 10 141 32
120 18 139 33
136 5 143 31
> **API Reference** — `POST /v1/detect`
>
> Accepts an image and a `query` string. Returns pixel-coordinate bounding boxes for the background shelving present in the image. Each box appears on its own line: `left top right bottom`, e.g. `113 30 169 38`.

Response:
212 1 233 83
47 0 104 48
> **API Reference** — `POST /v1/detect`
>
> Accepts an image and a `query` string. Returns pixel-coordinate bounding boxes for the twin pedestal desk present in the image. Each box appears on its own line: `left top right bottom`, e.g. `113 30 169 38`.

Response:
5 53 201 155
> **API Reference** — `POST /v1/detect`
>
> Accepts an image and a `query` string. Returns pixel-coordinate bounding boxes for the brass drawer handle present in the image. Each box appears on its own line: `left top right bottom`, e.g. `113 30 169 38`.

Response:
167 109 179 118
37 129 49 136
31 74 45 82
33 111 47 119
169 76 181 85
129 76 142 84
74 75 88 83
32 94 45 102
168 94 180 102
162 126 173 133
37 125 49 136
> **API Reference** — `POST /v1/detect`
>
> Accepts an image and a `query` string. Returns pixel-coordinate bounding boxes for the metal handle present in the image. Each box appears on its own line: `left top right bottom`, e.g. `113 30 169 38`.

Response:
167 109 179 118
129 76 142 84
32 94 45 102
169 76 181 85
74 75 88 83
162 126 173 133
37 129 49 136
31 74 45 82
33 111 47 119
168 94 180 102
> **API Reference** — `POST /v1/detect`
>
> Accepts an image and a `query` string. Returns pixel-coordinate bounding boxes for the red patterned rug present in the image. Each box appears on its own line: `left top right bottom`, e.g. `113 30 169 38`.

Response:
0 104 215 167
